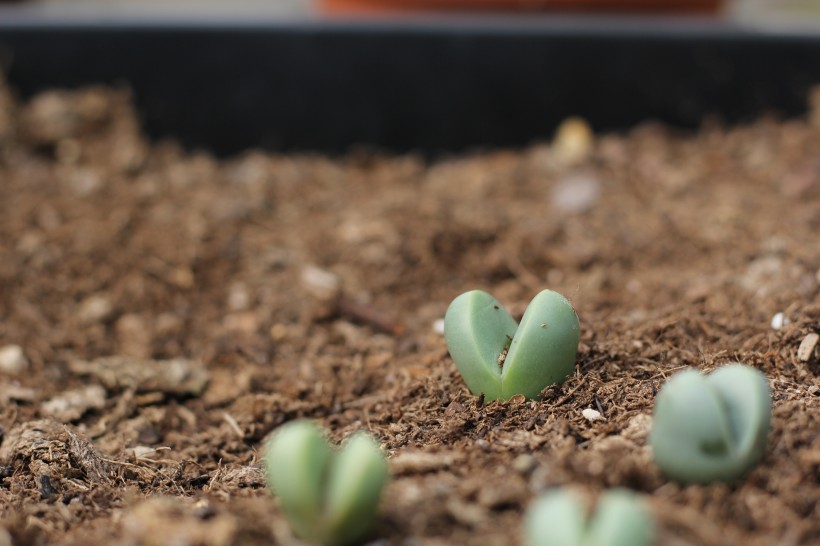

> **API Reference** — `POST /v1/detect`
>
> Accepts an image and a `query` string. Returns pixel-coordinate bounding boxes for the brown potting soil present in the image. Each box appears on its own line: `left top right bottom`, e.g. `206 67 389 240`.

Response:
0 78 818 546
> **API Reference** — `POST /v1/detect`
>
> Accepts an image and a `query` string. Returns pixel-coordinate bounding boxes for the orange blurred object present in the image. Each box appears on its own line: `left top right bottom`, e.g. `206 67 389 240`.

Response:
321 0 723 13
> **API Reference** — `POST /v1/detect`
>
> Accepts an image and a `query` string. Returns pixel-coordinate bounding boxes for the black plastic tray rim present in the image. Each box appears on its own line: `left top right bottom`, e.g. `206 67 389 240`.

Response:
2 14 820 154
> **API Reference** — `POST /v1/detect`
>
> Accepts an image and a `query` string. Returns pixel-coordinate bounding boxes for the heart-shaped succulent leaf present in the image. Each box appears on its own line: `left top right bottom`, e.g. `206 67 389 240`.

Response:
444 289 580 400
524 489 653 546
649 364 771 483
265 421 388 546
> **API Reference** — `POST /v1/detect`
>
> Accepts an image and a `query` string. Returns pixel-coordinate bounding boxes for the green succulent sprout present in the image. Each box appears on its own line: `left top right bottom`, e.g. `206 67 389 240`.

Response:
649 364 771 483
264 421 388 546
524 489 653 546
443 289 580 400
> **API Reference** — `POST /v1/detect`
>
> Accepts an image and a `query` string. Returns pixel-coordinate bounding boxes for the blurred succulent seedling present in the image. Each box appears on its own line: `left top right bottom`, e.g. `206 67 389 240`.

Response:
265 421 388 546
444 289 580 400
649 363 772 483
524 488 653 546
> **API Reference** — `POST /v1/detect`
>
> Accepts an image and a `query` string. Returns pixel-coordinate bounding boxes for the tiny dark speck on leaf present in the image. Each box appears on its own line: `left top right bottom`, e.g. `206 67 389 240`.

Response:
493 305 499 310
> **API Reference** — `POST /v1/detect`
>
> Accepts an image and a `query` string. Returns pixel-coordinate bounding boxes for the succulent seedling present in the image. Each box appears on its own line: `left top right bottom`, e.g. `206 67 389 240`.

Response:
444 289 580 400
524 489 653 546
649 364 771 483
265 421 388 546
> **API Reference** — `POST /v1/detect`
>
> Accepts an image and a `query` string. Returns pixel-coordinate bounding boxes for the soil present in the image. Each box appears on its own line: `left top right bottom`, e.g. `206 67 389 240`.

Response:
0 76 818 546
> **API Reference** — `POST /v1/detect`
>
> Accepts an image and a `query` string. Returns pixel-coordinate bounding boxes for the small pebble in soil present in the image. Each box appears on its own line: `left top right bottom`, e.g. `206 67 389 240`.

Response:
77 294 114 325
0 345 29 374
551 172 601 213
432 318 445 335
582 408 604 422
770 312 790 330
227 281 251 311
300 265 341 301
797 333 819 362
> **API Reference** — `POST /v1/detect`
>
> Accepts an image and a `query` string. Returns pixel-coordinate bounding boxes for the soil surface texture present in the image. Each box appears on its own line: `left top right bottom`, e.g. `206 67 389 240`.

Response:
0 79 818 546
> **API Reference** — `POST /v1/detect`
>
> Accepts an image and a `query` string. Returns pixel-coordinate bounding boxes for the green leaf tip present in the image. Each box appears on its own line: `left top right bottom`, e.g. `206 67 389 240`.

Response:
264 421 388 546
649 363 772 484
443 289 580 400
524 489 653 546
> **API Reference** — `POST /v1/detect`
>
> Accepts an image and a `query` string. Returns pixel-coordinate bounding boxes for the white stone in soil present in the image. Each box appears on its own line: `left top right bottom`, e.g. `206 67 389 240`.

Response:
0 345 29 374
770 312 790 330
582 408 604 422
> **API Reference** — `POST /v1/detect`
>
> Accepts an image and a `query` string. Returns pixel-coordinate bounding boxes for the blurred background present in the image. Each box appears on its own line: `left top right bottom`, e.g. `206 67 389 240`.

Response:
4 0 820 155
3 0 820 27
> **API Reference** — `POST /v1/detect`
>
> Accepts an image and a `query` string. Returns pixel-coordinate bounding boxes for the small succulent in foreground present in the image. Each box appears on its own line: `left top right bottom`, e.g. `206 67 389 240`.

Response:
649 363 771 483
444 289 580 400
524 488 653 546
264 421 388 546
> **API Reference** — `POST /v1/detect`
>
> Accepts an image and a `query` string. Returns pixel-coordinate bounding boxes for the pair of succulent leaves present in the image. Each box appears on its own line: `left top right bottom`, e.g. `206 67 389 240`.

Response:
650 364 771 483
444 289 581 401
525 489 652 546
265 421 388 546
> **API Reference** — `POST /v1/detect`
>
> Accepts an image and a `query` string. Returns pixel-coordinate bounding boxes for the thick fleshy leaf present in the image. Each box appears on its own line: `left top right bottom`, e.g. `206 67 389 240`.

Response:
586 490 654 546
265 421 333 542
264 421 388 546
524 489 652 546
325 433 389 546
649 364 771 483
444 289 580 401
524 490 586 546
444 290 517 400
502 289 580 399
